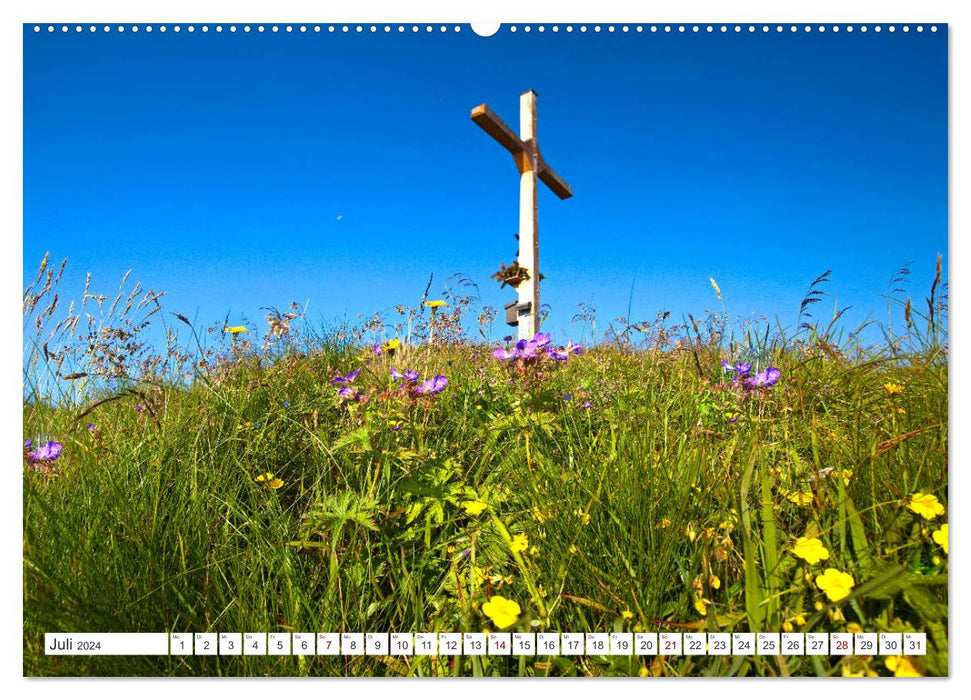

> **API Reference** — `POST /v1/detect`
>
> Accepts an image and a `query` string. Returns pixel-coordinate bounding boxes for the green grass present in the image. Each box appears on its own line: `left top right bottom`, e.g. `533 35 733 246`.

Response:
22 263 948 677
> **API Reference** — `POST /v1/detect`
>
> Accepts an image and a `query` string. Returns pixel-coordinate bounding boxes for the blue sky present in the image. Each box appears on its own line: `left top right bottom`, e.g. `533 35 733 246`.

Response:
23 24 947 347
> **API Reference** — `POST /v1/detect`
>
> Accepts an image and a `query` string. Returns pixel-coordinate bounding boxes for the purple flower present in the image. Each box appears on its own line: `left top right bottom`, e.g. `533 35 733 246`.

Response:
582 401 592 409
27 440 63 463
517 339 540 359
135 405 144 413
338 386 358 399
24 438 32 449
283 401 290 408
503 335 513 342
390 366 403 380
417 375 448 395
371 343 382 356
403 369 419 382
493 347 517 361
86 423 96 432
563 393 573 401
722 359 751 375
746 367 781 389
332 368 361 385
532 332 551 348
548 347 569 361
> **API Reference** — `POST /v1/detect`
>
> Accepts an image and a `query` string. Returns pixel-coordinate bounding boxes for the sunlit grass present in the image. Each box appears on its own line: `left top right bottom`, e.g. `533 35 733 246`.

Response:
23 259 947 677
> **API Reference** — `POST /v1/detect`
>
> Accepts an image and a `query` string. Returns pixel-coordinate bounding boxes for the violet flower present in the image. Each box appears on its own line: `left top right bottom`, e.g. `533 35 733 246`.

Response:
27 440 63 464
332 368 361 385
390 366 404 380
86 423 96 432
417 375 448 395
372 343 382 356
338 386 358 399
24 438 32 450
746 367 781 389
493 347 517 360
403 369 419 382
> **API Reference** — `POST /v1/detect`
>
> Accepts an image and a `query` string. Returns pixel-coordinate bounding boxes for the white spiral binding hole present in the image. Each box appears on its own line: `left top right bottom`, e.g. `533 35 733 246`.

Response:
32 24 940 35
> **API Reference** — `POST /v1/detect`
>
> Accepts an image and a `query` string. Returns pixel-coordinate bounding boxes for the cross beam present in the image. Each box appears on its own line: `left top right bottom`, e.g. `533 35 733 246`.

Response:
471 90 572 339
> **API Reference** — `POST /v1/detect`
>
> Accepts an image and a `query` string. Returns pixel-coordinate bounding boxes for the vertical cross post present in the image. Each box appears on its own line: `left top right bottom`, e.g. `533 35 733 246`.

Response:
471 90 573 341
517 91 540 339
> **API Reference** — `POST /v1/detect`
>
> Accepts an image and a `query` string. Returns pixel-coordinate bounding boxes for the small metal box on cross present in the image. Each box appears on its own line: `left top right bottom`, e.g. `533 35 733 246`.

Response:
471 90 573 340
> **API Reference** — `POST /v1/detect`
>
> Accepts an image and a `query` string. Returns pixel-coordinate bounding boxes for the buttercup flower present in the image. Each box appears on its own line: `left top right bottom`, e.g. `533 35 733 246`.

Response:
792 537 830 565
932 523 948 554
908 493 945 520
509 534 529 554
481 595 521 629
621 610 634 620
884 383 904 395
256 472 284 489
815 568 855 602
885 656 922 677
463 500 488 516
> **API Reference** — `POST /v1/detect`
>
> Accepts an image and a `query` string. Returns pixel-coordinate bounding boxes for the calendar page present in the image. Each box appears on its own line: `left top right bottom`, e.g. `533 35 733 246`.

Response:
20 6 949 681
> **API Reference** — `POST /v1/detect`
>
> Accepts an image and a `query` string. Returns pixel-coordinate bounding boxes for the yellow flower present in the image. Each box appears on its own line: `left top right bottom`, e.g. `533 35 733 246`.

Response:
785 490 814 507
792 537 830 565
709 574 721 590
424 300 447 308
793 613 806 627
383 338 401 351
685 524 697 542
816 568 855 602
885 656 922 677
782 621 794 633
568 544 579 555
932 523 948 554
846 622 863 634
841 665 865 677
637 667 649 677
693 597 709 616
908 493 945 520
255 472 284 489
884 382 904 395
224 325 248 334
897 407 907 415
481 595 521 629
531 506 549 523
660 518 672 528
575 508 591 525
509 534 529 554
621 610 634 620
462 500 488 516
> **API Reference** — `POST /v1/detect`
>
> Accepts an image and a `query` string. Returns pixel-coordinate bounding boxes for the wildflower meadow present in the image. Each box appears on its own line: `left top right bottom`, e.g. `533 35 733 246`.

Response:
22 257 948 677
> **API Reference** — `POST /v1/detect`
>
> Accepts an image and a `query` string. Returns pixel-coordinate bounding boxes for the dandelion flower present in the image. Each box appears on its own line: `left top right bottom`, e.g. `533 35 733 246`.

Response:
481 595 521 629
224 325 248 334
908 493 945 520
256 472 284 489
463 500 488 516
815 568 855 602
932 523 948 554
885 656 922 677
792 537 830 565
509 534 529 554
424 300 447 308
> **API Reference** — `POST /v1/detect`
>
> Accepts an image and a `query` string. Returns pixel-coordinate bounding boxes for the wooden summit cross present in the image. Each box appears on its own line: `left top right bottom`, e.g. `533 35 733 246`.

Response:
471 90 573 340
